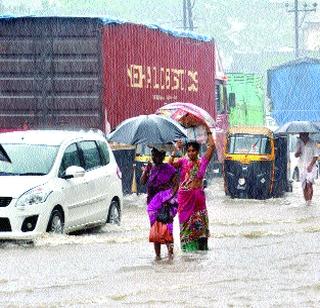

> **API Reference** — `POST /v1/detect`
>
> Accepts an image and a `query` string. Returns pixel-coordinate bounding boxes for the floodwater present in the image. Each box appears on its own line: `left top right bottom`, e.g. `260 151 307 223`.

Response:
1 179 320 307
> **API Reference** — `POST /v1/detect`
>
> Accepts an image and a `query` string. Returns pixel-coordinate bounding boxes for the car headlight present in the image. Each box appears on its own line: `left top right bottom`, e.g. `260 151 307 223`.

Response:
16 185 52 207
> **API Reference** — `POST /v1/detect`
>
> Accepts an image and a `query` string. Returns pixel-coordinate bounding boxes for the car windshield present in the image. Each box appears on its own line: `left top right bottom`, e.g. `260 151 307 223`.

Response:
227 134 271 154
0 143 59 176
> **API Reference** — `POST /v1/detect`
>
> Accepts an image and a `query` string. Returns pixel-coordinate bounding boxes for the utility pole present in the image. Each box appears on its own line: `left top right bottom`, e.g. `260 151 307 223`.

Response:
186 0 194 31
182 0 195 31
183 0 187 30
285 0 317 58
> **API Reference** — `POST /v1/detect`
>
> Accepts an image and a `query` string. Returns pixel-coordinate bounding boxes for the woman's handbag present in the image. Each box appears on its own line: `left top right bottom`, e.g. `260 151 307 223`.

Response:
156 204 174 224
149 221 173 243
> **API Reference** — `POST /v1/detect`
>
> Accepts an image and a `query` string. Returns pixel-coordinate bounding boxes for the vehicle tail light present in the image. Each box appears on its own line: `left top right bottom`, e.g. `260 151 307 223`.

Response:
116 166 122 179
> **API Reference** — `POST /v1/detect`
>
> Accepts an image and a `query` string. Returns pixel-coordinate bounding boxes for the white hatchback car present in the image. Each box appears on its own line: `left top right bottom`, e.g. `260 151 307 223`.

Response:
0 130 123 239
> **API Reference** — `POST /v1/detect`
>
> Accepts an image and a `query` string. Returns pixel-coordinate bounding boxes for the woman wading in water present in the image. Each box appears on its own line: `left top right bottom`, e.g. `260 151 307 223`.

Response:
141 147 178 260
169 130 215 252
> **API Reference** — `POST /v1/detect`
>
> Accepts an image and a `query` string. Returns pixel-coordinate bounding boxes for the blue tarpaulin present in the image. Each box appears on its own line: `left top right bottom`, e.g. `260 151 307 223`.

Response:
267 58 320 125
0 15 212 42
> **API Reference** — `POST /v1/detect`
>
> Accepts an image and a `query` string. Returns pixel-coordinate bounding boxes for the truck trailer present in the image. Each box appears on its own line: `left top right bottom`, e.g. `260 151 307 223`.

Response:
0 16 229 133
226 73 265 127
0 16 232 190
267 57 320 126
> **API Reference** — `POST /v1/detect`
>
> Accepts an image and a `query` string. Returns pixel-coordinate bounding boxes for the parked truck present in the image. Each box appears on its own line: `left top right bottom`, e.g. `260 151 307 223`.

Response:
267 57 320 126
0 16 230 132
0 16 231 192
267 58 320 184
226 73 265 126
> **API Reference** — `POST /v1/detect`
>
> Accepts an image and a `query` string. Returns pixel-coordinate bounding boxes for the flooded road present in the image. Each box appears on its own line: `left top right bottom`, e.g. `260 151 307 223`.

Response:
2 179 320 307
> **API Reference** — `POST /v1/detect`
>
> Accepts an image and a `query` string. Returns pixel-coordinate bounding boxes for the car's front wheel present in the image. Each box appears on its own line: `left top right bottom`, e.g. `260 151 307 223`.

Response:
107 200 121 225
47 209 64 234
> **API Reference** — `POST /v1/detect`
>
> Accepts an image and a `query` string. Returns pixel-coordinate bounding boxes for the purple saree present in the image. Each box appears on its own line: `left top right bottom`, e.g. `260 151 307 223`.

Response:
146 163 177 238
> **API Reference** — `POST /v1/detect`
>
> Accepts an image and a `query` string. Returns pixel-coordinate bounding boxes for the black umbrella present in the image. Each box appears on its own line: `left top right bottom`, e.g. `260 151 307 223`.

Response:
0 144 11 163
107 114 188 145
275 121 320 134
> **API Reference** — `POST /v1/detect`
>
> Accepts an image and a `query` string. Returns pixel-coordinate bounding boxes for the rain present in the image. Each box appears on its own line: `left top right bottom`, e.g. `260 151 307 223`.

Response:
1 0 320 306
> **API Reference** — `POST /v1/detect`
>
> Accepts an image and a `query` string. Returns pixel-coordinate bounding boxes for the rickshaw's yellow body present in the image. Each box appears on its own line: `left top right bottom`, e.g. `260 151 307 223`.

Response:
223 126 289 199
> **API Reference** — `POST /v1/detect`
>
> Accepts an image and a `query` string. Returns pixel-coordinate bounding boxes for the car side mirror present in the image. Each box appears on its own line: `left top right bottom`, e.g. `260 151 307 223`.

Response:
62 166 85 179
228 92 236 108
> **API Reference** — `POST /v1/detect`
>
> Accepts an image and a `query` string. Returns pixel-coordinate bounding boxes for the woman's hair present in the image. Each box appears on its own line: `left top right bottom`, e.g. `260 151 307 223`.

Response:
151 147 166 161
186 141 200 152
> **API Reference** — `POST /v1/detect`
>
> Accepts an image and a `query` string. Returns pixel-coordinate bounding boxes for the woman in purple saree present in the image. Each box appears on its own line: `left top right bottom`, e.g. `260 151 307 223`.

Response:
140 147 178 260
169 130 215 252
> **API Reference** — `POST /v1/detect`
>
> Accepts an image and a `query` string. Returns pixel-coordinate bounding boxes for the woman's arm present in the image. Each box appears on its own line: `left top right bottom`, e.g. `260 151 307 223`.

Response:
168 155 181 169
171 173 179 196
140 161 152 185
204 129 216 161
168 140 183 168
163 172 179 202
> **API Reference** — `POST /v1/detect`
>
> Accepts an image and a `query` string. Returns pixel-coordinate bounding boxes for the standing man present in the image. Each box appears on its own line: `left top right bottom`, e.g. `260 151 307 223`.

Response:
295 132 319 205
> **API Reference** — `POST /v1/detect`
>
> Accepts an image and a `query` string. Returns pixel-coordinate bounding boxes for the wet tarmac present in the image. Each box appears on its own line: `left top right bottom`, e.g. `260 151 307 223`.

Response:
1 179 320 306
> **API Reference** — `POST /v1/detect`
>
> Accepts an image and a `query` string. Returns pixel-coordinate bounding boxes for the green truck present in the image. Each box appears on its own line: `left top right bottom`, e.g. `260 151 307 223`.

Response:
226 73 265 126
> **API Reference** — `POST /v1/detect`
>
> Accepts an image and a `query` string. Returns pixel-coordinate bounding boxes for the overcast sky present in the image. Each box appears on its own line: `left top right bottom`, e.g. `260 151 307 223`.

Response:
1 0 319 72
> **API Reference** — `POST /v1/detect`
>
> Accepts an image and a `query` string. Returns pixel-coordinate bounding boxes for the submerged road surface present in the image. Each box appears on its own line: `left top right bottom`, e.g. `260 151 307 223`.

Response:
1 180 320 306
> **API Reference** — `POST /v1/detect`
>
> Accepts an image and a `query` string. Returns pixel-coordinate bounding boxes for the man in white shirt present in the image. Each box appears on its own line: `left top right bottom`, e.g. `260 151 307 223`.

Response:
295 132 319 205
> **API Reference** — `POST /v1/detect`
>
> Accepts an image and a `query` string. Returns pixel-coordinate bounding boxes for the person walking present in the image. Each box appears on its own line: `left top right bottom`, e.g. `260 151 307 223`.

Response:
169 129 215 252
140 147 178 260
295 132 319 206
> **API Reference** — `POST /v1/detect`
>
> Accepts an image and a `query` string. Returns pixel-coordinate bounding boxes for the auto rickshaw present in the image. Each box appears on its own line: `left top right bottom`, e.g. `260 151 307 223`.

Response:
223 126 291 199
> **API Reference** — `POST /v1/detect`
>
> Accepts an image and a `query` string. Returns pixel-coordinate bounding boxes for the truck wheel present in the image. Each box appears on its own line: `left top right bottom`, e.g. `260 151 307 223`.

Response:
107 200 121 225
47 209 64 234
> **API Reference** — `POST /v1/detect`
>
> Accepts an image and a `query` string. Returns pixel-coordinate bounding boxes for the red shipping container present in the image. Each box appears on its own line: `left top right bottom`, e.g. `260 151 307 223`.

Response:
102 23 216 129
0 17 224 141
